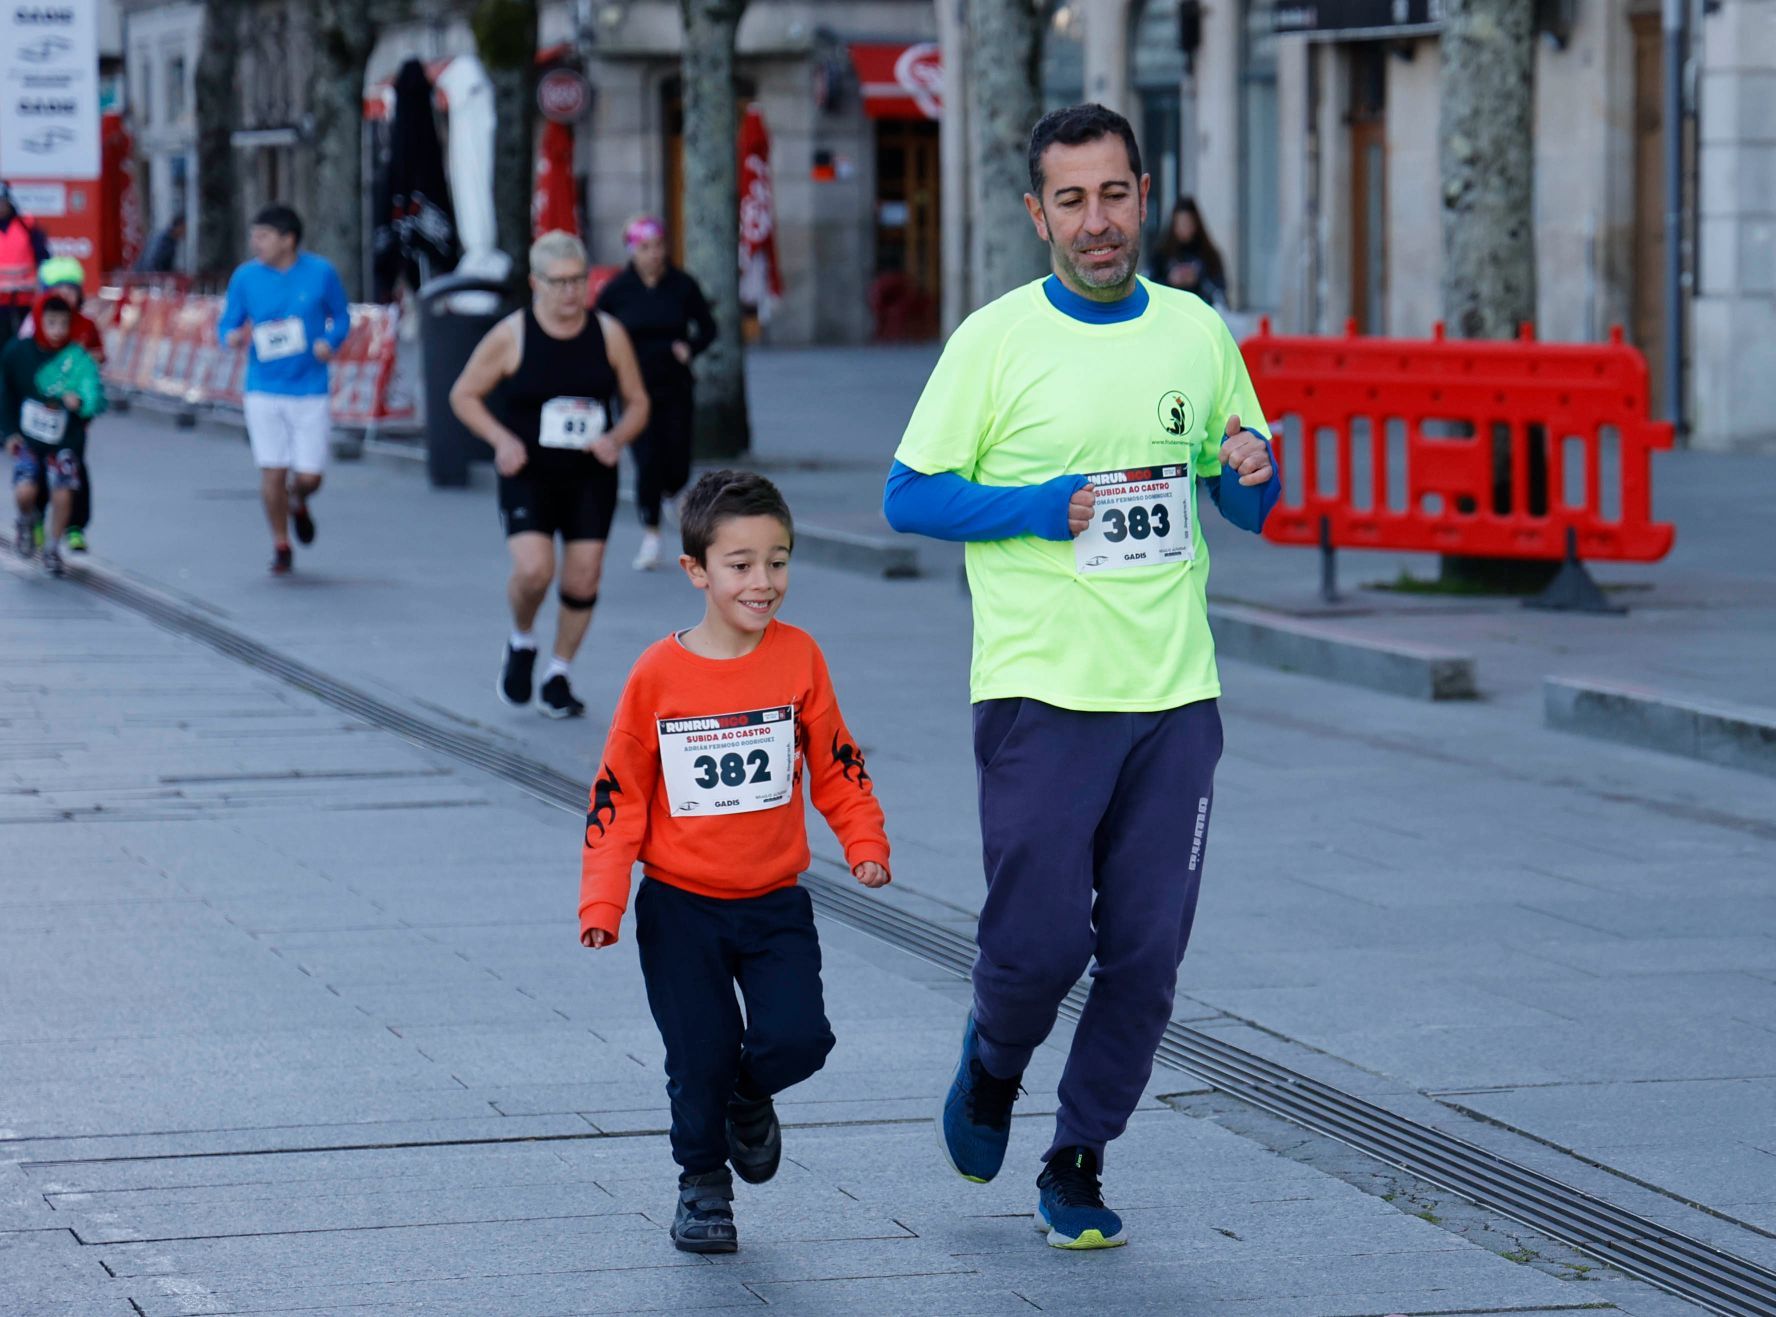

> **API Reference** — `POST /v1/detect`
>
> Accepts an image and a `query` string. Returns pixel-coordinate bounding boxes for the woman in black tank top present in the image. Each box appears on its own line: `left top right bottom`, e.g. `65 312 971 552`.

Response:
447 231 652 719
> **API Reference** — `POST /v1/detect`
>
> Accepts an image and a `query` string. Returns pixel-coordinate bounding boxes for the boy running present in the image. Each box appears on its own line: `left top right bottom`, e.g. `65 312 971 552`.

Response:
4 294 106 576
578 470 891 1254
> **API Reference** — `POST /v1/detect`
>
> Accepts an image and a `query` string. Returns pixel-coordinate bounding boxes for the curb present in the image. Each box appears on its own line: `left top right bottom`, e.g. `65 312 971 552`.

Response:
1208 603 1480 701
1544 677 1776 778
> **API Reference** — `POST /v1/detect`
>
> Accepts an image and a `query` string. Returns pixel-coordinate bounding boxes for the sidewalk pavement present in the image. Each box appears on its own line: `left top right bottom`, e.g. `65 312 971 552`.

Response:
5 346 1775 1313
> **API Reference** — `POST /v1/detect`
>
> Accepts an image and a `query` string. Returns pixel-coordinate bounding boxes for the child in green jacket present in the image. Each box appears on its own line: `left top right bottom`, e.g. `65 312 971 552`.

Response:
3 294 106 575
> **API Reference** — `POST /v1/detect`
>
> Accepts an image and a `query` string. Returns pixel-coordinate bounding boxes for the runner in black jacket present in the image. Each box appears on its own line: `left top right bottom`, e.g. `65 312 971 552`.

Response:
596 216 717 570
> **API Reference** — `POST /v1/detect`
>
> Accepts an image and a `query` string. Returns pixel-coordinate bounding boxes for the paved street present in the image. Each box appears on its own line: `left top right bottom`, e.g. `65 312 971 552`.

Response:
4 351 1775 1315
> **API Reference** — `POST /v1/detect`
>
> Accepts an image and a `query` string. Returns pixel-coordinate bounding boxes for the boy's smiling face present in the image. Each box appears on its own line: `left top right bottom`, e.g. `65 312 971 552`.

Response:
682 514 792 644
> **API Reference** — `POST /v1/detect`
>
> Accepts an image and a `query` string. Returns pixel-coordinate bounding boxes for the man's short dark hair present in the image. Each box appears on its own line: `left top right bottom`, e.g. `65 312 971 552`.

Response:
680 469 794 564
252 204 303 244
1028 103 1143 199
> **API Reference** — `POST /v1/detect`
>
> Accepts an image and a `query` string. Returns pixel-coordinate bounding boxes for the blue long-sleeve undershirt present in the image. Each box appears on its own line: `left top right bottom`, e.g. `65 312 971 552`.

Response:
883 435 1278 543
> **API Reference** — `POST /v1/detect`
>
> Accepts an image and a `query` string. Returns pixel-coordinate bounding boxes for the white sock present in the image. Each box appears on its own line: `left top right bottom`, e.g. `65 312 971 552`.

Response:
510 630 537 651
543 656 572 681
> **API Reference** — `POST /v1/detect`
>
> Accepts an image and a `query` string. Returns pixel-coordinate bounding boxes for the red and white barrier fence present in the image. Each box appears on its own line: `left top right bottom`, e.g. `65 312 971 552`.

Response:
92 286 417 431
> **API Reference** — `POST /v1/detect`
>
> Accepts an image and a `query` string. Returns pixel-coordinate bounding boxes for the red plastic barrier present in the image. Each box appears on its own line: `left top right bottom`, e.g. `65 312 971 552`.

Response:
1244 321 1675 562
94 290 408 429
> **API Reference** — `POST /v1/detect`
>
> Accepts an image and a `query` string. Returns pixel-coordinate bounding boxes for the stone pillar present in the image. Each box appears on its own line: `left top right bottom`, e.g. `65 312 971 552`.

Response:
1693 0 1776 449
1192 0 1243 295
1082 0 1135 115
937 0 972 331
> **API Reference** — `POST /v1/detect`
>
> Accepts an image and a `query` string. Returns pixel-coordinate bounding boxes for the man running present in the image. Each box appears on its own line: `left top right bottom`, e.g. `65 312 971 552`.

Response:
217 204 350 575
449 231 650 718
883 104 1278 1250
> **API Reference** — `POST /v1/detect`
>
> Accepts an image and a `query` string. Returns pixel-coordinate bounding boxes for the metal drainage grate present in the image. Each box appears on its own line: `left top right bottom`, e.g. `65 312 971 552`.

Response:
74 559 1776 1317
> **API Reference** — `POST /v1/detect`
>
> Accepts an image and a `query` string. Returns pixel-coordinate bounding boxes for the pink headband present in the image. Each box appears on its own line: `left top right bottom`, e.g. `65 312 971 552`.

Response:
624 217 664 249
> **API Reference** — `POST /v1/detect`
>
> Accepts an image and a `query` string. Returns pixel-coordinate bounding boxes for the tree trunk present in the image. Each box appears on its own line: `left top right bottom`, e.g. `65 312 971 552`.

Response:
1438 0 1549 590
472 0 539 291
680 0 750 458
194 0 242 282
309 0 377 298
1439 0 1536 338
963 0 1047 307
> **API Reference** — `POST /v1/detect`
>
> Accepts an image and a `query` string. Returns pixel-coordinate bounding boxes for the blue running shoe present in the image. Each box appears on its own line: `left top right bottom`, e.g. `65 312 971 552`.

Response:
1035 1146 1126 1249
938 1015 1022 1183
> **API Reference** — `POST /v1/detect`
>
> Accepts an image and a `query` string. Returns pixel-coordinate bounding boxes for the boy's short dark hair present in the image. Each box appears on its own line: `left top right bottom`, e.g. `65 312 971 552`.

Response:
680 470 794 564
1028 103 1143 199
252 204 303 244
39 295 74 318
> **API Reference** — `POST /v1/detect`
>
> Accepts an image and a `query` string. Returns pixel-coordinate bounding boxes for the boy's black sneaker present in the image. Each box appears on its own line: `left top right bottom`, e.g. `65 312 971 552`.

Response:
498 644 536 707
726 1092 782 1185
538 672 586 719
291 501 316 545
670 1169 738 1254
270 545 293 575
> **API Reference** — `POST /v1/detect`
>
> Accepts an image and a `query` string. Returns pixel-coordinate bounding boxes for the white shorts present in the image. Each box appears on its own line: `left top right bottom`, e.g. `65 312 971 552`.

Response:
243 392 332 475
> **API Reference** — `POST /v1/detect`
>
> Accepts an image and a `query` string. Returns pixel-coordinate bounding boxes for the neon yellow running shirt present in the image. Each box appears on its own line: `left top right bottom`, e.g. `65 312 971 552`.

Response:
894 277 1269 711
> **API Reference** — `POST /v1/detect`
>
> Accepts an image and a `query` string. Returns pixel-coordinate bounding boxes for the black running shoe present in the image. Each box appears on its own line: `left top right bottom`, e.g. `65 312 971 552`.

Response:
538 672 586 719
498 644 537 707
270 545 293 575
670 1169 738 1254
291 501 315 545
726 1092 782 1185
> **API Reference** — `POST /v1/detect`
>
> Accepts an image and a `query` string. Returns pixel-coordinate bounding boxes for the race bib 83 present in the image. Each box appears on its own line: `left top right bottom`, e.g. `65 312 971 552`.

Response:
539 397 608 449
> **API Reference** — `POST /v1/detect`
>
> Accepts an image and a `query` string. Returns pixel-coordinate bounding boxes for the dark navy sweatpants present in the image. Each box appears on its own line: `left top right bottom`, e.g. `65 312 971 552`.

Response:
970 696 1223 1164
634 877 836 1175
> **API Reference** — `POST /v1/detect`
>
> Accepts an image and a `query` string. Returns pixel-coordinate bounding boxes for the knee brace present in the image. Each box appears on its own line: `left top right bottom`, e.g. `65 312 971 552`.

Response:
558 589 598 611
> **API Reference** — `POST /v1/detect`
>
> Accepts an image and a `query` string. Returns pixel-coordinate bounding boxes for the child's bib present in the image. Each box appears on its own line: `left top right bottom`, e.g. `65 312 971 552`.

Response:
657 704 796 816
19 399 67 444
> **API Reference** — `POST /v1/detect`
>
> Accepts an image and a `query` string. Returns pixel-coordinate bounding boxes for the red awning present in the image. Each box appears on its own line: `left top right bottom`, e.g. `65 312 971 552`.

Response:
850 42 942 121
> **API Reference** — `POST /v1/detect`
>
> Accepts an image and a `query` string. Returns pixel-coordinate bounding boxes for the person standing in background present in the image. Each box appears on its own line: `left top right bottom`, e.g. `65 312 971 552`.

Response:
135 214 187 275
596 216 717 571
0 183 52 341
1149 197 1228 309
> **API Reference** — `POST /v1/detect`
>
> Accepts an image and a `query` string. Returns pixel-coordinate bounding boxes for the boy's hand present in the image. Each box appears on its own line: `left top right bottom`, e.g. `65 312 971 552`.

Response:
226 325 250 349
853 861 890 889
61 392 82 413
581 927 614 948
5 435 20 456
313 339 334 363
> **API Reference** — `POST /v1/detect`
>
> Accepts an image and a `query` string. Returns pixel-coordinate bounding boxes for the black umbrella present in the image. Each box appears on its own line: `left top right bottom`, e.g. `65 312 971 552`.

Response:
373 58 460 300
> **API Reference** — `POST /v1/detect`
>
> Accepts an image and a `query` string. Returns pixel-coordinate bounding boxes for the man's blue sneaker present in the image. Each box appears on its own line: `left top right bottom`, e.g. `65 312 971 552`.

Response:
937 1015 1023 1183
1035 1146 1127 1249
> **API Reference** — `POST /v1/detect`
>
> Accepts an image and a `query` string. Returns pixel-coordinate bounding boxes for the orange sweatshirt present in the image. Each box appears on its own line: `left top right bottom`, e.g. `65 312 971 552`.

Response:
579 621 890 942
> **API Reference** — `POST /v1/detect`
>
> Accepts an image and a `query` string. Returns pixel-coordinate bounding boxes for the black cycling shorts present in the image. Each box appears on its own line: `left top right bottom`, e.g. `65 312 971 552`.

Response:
498 452 618 543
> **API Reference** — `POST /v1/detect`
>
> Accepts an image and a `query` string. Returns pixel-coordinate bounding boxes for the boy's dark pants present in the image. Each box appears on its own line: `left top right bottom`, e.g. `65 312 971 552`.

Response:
635 877 835 1175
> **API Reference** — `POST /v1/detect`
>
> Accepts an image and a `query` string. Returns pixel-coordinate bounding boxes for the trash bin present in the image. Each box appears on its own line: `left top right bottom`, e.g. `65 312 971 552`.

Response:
416 273 511 488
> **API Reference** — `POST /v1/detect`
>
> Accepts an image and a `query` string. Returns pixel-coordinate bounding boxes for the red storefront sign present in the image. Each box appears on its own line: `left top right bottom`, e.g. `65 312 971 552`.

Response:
850 43 942 121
